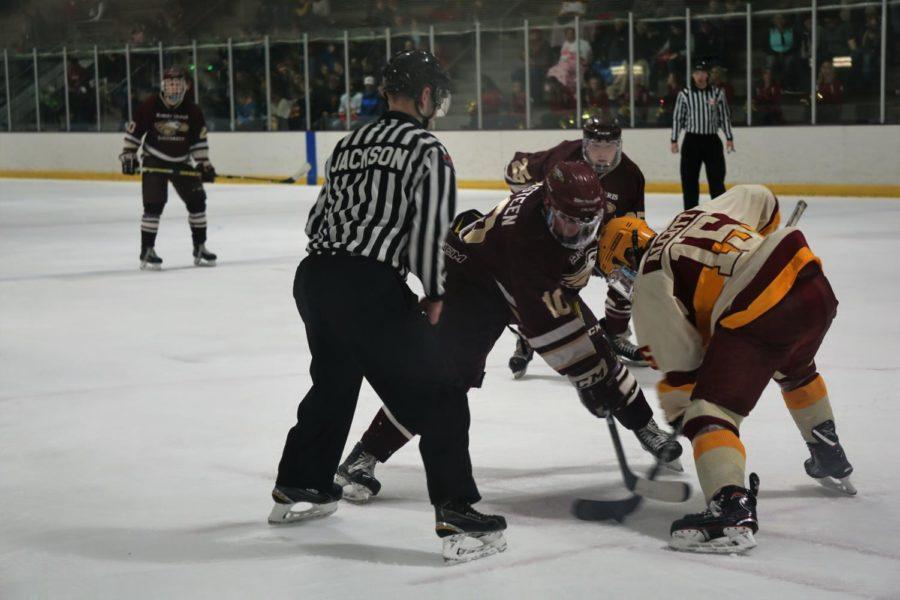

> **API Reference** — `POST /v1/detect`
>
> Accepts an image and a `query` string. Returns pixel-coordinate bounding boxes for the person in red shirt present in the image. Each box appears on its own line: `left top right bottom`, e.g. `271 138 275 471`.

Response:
816 60 844 123
120 67 217 270
754 68 784 125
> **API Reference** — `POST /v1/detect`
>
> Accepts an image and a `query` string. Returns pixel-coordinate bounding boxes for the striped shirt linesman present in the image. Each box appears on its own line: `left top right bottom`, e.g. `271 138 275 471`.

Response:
670 59 735 210
306 110 455 301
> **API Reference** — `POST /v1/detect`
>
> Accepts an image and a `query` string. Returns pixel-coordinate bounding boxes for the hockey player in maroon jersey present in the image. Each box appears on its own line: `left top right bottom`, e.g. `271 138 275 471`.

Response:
120 66 217 270
505 118 647 375
333 162 682 503
596 185 855 553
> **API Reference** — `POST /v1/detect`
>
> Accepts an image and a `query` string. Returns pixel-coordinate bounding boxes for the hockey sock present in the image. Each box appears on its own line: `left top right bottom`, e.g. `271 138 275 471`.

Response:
692 428 746 502
657 379 695 425
188 212 207 245
360 406 415 463
611 366 652 430
141 214 160 249
782 374 835 443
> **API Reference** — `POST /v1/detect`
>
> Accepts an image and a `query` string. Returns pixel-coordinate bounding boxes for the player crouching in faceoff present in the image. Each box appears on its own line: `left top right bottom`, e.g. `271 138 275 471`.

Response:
120 66 217 270
596 184 855 554
335 161 682 505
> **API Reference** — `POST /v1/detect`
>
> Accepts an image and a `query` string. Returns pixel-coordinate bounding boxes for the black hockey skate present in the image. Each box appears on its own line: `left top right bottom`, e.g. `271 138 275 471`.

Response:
268 483 342 525
435 501 508 564
140 247 163 271
601 320 648 367
193 243 217 267
805 420 856 495
670 473 760 554
634 418 683 472
508 333 534 379
334 442 381 503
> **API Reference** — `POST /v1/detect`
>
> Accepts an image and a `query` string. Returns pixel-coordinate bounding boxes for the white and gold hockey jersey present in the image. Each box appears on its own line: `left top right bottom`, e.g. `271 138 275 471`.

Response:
632 184 821 377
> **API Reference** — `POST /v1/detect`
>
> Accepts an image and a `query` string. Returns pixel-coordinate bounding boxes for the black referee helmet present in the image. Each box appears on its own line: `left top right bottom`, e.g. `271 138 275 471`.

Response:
383 50 451 121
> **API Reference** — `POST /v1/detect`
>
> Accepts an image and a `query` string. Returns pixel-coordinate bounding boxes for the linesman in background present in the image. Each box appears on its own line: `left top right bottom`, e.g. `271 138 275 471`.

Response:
120 66 217 270
670 59 735 210
269 50 506 564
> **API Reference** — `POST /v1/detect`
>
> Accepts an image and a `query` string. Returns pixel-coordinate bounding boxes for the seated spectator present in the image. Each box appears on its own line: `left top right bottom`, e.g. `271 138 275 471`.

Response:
584 74 611 122
270 83 295 131
508 79 528 127
547 26 592 96
339 84 363 127
633 20 662 91
357 75 385 126
766 13 797 80
754 68 784 125
816 60 844 123
711 65 735 105
656 22 686 78
856 12 881 90
538 77 576 128
468 75 504 129
236 89 260 130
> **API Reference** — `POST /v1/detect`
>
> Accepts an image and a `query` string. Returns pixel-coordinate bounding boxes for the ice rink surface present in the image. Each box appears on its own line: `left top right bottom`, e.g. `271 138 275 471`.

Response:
1 179 899 599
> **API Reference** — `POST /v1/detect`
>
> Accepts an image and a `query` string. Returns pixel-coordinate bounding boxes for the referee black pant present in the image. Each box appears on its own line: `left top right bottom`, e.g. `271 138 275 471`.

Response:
276 253 480 505
680 133 727 210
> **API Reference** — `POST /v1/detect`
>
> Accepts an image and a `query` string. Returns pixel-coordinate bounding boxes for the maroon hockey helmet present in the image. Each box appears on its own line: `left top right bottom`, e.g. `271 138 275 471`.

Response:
161 66 188 107
582 117 622 176
543 161 606 250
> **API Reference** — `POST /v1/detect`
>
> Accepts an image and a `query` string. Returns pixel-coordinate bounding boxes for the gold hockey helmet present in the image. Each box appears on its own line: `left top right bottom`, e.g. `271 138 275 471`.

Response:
597 216 656 277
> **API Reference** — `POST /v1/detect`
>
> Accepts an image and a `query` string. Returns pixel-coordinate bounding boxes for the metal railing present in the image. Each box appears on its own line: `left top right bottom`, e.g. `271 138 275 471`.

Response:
1 0 897 133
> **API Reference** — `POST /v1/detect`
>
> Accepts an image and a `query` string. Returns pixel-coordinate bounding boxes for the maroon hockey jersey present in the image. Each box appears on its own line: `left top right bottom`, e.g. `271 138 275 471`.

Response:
504 139 645 220
444 184 609 388
123 95 209 164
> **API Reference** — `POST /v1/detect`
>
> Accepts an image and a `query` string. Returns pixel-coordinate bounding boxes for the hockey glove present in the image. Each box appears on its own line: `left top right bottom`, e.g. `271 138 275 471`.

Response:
198 161 216 183
119 151 137 175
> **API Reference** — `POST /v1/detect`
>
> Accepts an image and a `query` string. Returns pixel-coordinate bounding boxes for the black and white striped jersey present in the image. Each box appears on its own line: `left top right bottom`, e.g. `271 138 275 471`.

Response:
305 111 456 299
671 85 734 142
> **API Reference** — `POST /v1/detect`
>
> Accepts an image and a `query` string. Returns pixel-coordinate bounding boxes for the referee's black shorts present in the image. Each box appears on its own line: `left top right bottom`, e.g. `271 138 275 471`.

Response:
276 253 480 505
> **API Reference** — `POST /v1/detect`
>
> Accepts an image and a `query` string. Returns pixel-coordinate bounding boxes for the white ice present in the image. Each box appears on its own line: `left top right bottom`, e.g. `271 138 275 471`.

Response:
1 179 899 599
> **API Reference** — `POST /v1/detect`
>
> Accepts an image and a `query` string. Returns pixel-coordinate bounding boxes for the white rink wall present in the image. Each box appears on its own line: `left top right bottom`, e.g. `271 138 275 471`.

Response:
1 125 898 193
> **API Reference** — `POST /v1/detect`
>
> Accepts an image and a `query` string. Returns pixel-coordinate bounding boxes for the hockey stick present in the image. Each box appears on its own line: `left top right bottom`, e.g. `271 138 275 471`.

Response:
572 417 690 522
140 163 311 184
786 200 807 227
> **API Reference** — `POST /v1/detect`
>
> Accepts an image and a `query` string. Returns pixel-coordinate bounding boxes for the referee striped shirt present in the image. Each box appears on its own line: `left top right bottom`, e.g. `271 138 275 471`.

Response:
670 85 734 142
305 111 456 299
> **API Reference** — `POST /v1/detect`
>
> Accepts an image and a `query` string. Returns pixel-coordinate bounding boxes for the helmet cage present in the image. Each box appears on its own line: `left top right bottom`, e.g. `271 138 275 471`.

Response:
545 205 603 250
583 137 622 176
162 74 187 107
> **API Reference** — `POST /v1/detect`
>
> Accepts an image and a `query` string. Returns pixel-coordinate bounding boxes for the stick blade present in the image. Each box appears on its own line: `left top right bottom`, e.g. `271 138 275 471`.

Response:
633 478 692 503
572 496 642 523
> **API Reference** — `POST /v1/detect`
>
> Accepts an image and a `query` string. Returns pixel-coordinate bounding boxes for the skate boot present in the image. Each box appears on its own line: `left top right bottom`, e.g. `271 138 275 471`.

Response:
267 483 342 525
435 501 508 564
508 334 534 379
670 473 760 554
193 243 217 266
805 420 856 495
601 320 648 367
334 442 381 503
140 247 163 271
634 417 683 471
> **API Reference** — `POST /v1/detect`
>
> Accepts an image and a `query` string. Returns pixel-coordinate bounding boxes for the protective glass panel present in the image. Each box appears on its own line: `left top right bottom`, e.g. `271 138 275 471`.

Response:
432 28 475 130
8 54 37 131
37 52 66 131
98 50 128 131
128 48 160 120
307 37 345 131
529 21 577 130
0 54 8 131
347 30 387 130
816 4 883 124
232 41 267 131
480 22 526 130
752 9 812 125
633 15 686 128
67 50 98 131
195 44 231 132
269 41 308 131
691 12 747 125
582 17 627 127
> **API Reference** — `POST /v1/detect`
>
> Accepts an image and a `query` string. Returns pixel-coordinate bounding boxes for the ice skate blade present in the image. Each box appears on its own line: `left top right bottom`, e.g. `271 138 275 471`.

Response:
267 500 338 525
140 263 162 271
194 258 216 267
814 475 857 496
670 527 757 554
340 482 374 504
442 531 507 565
511 369 527 380
661 457 684 473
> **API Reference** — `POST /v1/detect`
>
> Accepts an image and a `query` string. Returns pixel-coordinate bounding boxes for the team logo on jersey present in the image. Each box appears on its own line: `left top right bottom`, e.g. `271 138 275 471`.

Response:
155 120 189 137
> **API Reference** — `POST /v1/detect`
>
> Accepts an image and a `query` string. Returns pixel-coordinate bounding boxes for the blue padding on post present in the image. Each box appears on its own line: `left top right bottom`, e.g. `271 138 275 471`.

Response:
305 130 317 185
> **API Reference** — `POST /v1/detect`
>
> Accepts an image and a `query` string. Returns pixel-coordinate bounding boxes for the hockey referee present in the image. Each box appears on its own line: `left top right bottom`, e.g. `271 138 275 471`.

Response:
670 59 735 210
269 51 499 555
